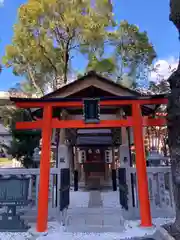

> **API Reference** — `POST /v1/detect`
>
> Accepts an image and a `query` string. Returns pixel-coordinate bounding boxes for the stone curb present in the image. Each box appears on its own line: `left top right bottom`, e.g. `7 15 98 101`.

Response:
153 227 175 240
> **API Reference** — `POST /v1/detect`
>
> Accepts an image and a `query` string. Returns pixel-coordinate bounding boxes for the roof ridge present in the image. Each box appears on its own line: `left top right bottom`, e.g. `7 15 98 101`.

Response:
42 71 142 99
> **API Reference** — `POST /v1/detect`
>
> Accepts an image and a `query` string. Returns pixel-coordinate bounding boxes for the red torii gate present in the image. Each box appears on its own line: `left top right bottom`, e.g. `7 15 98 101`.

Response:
10 96 168 233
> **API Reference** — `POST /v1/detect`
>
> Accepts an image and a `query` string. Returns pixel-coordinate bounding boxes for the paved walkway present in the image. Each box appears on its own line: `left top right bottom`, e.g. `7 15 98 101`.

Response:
21 189 155 238
88 191 103 208
66 190 125 233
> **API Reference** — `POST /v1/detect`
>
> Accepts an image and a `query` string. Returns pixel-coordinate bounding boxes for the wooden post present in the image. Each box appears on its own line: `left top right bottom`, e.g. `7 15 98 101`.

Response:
37 105 52 232
74 146 79 191
104 149 109 181
119 108 128 145
111 147 117 191
132 103 152 227
111 147 115 169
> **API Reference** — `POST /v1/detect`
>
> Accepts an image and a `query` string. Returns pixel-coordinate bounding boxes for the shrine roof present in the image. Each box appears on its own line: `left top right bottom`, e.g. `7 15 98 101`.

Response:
10 94 167 103
42 71 142 98
9 72 168 118
10 71 167 104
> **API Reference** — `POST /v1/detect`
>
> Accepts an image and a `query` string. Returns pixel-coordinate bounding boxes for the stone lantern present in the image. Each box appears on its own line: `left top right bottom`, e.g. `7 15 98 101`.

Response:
147 147 168 166
33 140 56 167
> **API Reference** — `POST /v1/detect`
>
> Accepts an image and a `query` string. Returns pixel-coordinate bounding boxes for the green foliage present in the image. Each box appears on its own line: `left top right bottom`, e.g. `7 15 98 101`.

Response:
9 129 40 168
1 108 41 167
3 0 114 91
111 21 156 83
85 21 156 86
9 79 40 98
3 1 156 90
86 55 116 77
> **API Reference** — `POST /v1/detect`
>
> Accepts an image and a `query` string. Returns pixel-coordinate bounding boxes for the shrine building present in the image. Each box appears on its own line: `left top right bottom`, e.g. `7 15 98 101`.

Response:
10 71 168 232
29 71 161 189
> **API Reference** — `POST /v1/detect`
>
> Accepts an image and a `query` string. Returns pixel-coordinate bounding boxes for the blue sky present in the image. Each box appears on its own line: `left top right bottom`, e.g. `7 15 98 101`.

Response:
0 0 179 90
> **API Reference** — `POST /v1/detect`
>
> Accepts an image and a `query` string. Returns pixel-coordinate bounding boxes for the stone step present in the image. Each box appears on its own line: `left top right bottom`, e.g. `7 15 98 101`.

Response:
67 213 124 225
65 207 125 233
66 224 125 233
68 207 123 215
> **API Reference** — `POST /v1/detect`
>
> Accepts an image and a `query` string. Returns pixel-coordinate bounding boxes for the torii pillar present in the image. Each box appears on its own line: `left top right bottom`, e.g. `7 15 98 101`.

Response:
36 105 52 232
132 103 152 227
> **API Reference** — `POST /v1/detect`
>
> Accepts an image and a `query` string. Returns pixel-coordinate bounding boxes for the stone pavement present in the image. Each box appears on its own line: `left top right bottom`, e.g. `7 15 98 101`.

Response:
66 190 125 233
88 190 103 208
21 190 156 239
65 190 157 239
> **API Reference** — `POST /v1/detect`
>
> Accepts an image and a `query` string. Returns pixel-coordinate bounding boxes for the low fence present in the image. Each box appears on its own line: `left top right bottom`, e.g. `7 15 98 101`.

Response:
118 166 175 220
0 166 175 221
0 168 61 210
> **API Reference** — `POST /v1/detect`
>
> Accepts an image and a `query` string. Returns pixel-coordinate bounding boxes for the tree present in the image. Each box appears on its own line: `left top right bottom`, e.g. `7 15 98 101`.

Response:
3 0 114 92
85 21 156 87
8 79 41 98
86 55 116 78
0 81 40 167
148 80 170 94
111 21 156 85
3 1 156 92
164 0 180 236
87 21 156 88
1 107 41 168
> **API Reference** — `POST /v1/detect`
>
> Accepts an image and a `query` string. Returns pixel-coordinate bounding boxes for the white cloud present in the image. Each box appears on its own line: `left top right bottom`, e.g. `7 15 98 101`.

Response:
150 57 179 82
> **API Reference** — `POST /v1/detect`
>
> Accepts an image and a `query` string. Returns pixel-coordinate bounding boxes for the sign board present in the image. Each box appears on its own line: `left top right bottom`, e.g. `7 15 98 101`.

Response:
83 98 100 123
60 157 65 163
0 175 30 232
58 145 69 168
119 145 131 167
0 176 30 206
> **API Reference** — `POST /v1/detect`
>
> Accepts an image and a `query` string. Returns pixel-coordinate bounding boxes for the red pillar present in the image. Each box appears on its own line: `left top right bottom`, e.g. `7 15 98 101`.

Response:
36 105 52 232
132 103 152 227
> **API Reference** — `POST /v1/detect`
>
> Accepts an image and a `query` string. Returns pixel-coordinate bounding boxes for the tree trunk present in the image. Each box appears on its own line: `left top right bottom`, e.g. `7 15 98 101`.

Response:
167 65 180 231
168 2 180 233
27 64 44 96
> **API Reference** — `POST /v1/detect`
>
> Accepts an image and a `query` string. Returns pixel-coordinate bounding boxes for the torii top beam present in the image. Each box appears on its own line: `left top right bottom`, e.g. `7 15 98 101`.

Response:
10 94 168 108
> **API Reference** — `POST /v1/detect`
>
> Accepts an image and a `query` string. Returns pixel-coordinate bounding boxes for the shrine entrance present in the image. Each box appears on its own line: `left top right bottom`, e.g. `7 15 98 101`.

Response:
11 94 167 233
84 147 106 189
